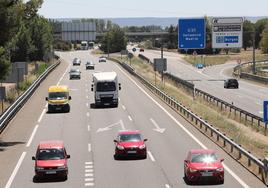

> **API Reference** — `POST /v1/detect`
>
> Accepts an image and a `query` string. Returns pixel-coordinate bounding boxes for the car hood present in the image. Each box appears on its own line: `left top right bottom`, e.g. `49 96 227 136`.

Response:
118 141 144 148
189 162 223 170
36 159 66 167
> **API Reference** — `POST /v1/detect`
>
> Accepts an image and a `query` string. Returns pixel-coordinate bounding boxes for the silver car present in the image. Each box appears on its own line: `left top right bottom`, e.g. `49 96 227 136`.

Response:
86 61 95 70
69 69 81 79
73 58 81 66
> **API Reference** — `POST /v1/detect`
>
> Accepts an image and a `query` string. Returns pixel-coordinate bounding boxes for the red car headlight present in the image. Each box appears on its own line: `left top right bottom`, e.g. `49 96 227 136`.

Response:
139 144 146 149
216 168 224 172
116 145 124 150
189 168 198 173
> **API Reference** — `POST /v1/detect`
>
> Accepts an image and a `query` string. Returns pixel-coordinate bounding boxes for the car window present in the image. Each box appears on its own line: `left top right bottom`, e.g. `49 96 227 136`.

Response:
119 134 142 142
191 153 217 163
37 148 65 160
49 92 68 99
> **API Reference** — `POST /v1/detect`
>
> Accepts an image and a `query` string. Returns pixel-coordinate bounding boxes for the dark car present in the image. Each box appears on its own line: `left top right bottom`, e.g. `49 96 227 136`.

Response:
32 140 70 181
224 78 239 89
86 61 95 70
69 69 81 79
184 149 224 184
114 130 147 159
72 58 81 66
139 48 144 52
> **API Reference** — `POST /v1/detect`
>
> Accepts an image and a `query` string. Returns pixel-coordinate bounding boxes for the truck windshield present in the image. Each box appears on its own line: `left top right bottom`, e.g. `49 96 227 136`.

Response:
96 82 116 92
49 92 67 99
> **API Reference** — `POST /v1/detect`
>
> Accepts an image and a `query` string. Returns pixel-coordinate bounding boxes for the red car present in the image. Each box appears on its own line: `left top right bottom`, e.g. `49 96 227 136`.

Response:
114 131 147 159
184 149 224 184
32 140 70 181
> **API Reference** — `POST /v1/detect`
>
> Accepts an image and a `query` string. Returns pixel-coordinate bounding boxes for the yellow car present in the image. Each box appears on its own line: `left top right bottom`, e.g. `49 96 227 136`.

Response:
46 85 71 113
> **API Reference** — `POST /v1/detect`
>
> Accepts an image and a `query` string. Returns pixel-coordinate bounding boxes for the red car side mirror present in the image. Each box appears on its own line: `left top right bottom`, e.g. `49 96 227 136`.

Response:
220 158 224 162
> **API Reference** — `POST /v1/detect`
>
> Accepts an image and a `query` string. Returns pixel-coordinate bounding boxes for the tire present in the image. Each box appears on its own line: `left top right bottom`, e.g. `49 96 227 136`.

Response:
65 105 70 113
219 179 224 184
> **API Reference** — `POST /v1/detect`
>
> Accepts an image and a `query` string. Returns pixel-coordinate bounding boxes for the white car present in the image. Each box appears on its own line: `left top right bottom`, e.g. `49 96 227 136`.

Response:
99 56 107 63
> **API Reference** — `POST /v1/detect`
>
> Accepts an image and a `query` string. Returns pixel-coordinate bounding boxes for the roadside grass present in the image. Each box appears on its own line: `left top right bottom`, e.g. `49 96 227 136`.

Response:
111 55 268 158
183 49 268 66
1 61 54 115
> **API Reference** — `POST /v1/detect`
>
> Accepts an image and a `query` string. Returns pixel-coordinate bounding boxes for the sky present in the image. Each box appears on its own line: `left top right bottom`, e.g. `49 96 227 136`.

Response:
39 0 268 18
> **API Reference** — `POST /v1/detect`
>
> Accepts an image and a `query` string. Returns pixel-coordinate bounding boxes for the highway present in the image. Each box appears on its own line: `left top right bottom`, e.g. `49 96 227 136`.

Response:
133 49 268 117
0 50 266 188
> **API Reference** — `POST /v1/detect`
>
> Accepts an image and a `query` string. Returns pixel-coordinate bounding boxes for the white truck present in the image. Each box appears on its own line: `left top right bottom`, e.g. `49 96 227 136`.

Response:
81 41 88 50
91 72 121 107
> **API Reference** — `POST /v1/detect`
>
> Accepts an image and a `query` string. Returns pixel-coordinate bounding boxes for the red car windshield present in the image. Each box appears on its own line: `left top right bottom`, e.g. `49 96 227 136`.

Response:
191 153 217 163
37 149 65 160
119 134 142 142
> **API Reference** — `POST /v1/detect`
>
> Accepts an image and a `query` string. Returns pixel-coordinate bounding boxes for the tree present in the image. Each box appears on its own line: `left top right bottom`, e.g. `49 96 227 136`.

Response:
29 16 53 61
243 20 254 50
254 19 268 48
100 25 127 53
260 24 268 54
0 47 10 81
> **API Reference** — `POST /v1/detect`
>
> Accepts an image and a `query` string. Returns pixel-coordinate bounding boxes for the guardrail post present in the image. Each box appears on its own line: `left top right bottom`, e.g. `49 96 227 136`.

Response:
238 145 242 159
265 123 267 135
248 152 251 167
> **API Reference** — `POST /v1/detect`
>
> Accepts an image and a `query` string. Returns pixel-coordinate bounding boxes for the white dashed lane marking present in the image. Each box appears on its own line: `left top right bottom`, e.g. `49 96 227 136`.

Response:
122 105 126 110
128 115 133 121
147 151 155 162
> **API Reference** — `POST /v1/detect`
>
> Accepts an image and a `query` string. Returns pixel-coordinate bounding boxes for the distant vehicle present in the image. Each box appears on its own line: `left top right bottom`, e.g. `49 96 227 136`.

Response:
88 42 94 49
99 56 107 63
224 78 239 89
81 41 88 50
86 61 95 70
196 63 204 69
72 58 81 66
46 85 71 113
69 69 81 79
139 48 144 52
91 72 121 107
184 149 224 184
32 140 70 181
132 47 136 52
114 130 147 159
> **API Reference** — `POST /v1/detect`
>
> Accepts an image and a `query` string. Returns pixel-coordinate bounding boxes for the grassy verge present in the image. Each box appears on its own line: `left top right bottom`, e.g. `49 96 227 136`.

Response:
112 55 268 158
1 61 53 114
183 49 268 66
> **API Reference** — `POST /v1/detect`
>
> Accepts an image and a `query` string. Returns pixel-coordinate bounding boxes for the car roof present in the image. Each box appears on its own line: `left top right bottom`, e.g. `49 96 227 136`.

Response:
38 140 65 149
190 149 215 154
48 85 69 92
118 130 141 135
70 68 79 71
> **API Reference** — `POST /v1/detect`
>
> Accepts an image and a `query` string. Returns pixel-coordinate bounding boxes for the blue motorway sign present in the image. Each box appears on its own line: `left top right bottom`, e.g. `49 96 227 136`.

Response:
178 18 206 49
264 101 268 123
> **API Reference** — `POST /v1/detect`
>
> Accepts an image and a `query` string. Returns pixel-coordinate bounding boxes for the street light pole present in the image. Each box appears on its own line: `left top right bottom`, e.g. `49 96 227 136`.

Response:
252 31 256 75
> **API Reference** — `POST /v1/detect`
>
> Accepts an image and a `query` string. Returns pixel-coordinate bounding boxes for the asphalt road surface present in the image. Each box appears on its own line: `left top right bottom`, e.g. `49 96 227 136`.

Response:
0 50 266 188
134 49 268 117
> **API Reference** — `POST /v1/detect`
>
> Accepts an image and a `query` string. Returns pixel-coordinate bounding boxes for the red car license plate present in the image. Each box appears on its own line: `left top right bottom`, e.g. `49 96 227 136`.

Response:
46 171 57 174
127 151 137 154
201 172 213 177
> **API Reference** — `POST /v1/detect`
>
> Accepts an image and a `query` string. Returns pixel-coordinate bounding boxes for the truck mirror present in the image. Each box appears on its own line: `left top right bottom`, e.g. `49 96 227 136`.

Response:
91 84 94 91
69 96 72 100
45 97 48 101
119 83 121 90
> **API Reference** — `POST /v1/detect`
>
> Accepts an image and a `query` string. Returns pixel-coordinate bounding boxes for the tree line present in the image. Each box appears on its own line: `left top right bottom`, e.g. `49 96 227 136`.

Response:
0 0 53 80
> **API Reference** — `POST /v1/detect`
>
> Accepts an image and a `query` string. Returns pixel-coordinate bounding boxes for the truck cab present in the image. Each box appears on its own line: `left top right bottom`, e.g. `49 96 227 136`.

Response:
91 72 121 107
46 85 71 113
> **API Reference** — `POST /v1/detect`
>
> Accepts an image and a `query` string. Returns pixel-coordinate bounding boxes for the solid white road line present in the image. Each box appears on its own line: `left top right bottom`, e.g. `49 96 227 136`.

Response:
147 151 156 162
88 143 91 152
85 178 94 181
259 111 263 114
128 115 133 121
116 64 250 188
165 184 171 188
26 125 39 147
5 152 26 188
85 182 94 186
37 109 46 123
122 105 126 110
85 169 94 173
85 173 94 177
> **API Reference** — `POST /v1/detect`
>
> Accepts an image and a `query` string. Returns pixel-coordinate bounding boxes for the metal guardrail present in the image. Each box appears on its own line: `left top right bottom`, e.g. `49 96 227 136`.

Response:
112 58 268 185
0 60 60 133
138 54 267 130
